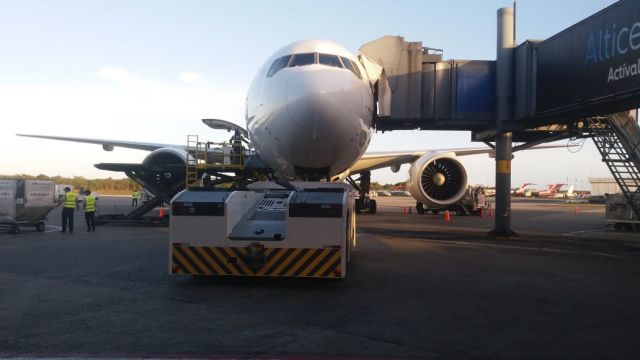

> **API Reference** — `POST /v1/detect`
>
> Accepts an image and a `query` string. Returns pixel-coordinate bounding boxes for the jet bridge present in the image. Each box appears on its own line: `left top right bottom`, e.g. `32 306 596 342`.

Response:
362 36 600 143
361 36 495 132
363 0 640 235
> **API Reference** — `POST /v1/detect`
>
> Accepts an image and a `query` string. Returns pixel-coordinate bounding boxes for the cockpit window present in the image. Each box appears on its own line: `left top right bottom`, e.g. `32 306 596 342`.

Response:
350 59 362 78
267 53 363 78
318 53 342 68
340 56 361 79
290 53 316 67
267 55 292 77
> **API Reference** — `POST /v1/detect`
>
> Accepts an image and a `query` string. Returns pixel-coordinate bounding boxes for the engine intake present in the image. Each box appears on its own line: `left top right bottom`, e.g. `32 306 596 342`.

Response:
406 153 468 207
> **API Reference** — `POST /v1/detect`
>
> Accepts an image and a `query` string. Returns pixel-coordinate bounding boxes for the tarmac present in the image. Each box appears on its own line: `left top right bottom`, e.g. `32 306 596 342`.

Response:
1 195 639 359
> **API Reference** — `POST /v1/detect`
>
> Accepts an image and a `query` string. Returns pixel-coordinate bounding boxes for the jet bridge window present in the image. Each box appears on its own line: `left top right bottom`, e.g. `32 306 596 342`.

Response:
289 53 316 67
340 56 362 79
318 53 343 68
267 55 292 77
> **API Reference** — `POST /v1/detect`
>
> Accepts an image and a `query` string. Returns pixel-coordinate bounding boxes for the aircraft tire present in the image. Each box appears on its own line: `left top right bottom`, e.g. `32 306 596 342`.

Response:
368 200 377 214
355 199 362 213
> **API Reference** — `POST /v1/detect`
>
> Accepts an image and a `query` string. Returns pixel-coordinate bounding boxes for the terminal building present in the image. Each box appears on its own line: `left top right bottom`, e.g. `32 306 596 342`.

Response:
589 178 621 196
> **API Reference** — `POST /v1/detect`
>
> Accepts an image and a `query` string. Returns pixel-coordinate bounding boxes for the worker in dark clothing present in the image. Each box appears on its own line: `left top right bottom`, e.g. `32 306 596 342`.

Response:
230 129 244 165
61 187 77 233
83 189 97 232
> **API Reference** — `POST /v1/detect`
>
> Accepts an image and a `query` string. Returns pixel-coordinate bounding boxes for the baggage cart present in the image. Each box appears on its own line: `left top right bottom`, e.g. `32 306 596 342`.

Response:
0 179 58 234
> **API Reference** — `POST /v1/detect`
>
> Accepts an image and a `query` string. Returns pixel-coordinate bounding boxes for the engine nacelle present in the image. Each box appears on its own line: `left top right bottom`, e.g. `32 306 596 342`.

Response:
406 153 468 207
135 147 191 199
143 147 189 167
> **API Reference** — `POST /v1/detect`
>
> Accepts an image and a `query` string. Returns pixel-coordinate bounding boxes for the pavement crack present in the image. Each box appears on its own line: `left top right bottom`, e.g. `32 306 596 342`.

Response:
278 321 473 360
495 331 568 357
154 295 199 304
252 325 327 355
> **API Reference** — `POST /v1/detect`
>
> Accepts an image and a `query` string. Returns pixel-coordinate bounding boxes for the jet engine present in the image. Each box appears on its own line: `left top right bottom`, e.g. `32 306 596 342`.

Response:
134 148 189 200
406 153 468 207
143 147 188 168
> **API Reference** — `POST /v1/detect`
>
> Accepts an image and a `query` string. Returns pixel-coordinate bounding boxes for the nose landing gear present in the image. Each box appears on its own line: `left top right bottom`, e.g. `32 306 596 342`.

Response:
347 170 377 214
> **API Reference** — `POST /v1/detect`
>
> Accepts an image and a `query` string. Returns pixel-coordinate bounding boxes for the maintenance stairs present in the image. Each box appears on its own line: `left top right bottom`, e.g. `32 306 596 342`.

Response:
185 135 246 189
587 113 640 220
124 197 164 220
186 135 200 188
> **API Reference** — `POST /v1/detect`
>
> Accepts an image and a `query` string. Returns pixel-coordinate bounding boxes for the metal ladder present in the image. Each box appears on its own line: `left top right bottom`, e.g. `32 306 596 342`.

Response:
587 115 640 220
124 196 164 219
186 135 199 188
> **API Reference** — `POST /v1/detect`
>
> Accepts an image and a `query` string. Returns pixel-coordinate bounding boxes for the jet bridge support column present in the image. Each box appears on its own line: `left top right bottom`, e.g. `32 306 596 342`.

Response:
489 6 518 238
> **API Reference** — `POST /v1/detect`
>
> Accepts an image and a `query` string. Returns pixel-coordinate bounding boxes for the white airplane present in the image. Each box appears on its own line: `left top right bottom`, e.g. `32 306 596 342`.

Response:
553 184 575 199
18 39 563 213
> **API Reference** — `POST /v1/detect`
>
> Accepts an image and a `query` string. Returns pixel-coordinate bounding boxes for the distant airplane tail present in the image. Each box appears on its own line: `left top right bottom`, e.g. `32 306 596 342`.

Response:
553 183 567 191
514 182 535 194
546 183 566 192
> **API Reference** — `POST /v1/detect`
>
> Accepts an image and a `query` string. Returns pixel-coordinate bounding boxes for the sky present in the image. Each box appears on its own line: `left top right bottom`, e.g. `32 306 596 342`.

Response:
0 0 622 191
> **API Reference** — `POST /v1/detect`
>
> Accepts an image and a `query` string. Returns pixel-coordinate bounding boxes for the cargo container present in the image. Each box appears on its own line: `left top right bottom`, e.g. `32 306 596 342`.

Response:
605 193 640 231
0 179 58 233
54 184 73 201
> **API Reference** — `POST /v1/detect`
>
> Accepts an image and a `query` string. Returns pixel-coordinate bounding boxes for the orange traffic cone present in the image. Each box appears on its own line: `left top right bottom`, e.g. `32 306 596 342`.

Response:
444 210 451 222
159 206 165 218
573 206 578 215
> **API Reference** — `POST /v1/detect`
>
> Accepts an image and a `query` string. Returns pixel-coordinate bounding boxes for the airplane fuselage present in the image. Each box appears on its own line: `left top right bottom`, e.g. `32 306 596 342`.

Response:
245 40 374 179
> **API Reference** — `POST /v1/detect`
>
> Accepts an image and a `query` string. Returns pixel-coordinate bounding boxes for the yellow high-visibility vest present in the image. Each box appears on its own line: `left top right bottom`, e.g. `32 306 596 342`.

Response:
64 192 77 208
85 195 96 212
132 191 140 199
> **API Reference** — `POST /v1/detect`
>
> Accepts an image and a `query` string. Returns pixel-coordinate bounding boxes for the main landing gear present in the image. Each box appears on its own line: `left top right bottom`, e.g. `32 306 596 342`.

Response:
346 171 377 214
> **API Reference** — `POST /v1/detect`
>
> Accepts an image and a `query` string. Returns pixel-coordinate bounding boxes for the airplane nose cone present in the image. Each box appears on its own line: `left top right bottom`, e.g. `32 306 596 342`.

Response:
285 70 346 131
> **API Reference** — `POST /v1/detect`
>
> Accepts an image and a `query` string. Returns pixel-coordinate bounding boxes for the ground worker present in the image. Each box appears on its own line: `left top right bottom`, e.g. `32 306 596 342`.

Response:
76 186 85 210
61 187 76 233
131 189 140 207
83 189 97 232
230 129 244 165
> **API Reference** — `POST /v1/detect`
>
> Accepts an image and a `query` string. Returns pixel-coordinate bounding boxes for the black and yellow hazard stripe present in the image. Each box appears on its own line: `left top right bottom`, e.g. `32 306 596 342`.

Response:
171 245 342 278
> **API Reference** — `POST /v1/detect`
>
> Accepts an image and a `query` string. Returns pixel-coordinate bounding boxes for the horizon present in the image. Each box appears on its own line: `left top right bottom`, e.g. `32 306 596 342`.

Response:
0 172 602 192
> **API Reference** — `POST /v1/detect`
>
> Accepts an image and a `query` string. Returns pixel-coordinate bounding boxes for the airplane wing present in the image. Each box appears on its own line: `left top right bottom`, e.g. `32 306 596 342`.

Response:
349 144 570 174
16 134 178 152
18 133 571 177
